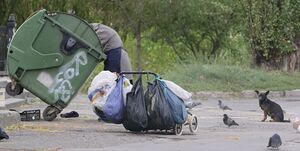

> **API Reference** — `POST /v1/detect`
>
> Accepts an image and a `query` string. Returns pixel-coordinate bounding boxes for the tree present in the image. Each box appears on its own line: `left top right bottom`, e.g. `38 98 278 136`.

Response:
242 0 300 71
149 0 240 61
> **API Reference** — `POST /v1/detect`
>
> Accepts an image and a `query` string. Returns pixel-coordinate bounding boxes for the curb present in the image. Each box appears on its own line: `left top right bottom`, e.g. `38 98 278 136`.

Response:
5 98 28 108
0 110 20 128
192 89 300 100
0 90 37 128
0 97 35 128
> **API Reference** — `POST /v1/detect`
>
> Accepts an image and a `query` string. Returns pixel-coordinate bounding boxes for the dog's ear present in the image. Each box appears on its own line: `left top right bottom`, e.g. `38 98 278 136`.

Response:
255 90 259 95
265 91 270 95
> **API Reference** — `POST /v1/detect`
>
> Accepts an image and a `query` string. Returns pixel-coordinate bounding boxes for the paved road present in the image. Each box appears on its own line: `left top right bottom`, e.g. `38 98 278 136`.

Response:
1 94 300 151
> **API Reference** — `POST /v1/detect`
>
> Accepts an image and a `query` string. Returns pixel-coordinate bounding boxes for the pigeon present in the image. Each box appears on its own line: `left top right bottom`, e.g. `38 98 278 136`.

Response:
0 128 9 140
223 114 239 127
267 134 282 149
218 100 232 110
60 111 79 118
292 117 300 132
185 101 201 109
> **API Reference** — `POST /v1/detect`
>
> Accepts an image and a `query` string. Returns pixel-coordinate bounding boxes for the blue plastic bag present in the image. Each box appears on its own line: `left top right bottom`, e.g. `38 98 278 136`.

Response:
102 76 125 124
160 80 188 124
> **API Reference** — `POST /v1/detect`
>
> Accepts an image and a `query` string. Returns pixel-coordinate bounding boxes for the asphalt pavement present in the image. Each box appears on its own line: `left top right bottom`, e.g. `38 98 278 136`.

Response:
0 94 300 151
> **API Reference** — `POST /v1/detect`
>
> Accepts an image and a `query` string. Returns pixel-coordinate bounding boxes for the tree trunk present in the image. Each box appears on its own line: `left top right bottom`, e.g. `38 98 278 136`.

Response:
253 49 300 71
210 38 220 59
281 50 300 72
281 34 300 71
135 20 142 71
294 34 300 70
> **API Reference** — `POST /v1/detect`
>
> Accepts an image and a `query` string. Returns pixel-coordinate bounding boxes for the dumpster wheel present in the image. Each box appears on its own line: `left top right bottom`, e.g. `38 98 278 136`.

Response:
6 82 24 96
43 106 60 121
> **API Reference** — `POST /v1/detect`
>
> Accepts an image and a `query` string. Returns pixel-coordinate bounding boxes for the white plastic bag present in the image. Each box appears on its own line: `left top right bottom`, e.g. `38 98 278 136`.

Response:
123 78 133 105
162 79 192 101
90 71 118 88
88 71 117 110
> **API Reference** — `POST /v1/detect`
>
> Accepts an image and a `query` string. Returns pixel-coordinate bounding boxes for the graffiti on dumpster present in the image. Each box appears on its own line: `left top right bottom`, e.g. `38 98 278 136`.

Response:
49 51 88 102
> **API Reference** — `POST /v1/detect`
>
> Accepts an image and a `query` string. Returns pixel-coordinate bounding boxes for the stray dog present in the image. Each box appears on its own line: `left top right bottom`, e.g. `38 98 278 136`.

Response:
255 90 290 122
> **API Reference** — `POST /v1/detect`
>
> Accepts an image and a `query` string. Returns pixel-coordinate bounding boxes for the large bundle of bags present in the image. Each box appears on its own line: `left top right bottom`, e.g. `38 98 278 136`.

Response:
88 71 192 131
123 76 188 131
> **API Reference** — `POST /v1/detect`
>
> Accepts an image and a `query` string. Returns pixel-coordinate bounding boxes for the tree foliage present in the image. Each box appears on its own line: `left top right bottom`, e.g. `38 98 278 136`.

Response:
1 0 300 72
148 0 240 60
242 0 300 69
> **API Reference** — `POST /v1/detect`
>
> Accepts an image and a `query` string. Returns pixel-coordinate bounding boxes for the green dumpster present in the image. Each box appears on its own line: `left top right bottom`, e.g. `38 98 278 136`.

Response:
6 9 106 121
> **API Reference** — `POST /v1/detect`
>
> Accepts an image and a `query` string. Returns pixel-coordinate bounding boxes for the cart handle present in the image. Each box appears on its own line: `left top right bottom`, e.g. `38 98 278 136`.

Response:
120 71 159 78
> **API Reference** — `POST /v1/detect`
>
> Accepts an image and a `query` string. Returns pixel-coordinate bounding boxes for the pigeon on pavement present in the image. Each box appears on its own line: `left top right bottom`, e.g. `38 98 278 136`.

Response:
185 101 201 109
292 117 300 132
218 100 232 110
0 128 9 140
223 114 239 127
267 133 282 149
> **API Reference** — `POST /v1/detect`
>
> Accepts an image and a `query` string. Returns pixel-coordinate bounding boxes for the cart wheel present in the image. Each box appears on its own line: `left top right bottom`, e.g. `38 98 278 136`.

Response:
189 115 198 133
43 106 60 121
174 124 183 136
18 86 24 95
6 82 23 96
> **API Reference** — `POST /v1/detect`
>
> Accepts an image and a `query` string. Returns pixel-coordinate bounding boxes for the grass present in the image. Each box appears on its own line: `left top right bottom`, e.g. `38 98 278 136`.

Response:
81 61 300 93
162 62 300 92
